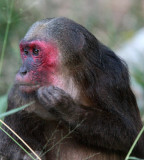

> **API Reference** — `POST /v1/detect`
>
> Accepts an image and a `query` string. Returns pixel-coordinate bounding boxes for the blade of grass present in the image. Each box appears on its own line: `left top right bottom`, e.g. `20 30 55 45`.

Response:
128 157 143 160
41 119 84 157
125 125 144 160
0 101 35 119
0 0 15 76
0 119 41 160
0 126 36 160
0 101 41 160
0 94 8 122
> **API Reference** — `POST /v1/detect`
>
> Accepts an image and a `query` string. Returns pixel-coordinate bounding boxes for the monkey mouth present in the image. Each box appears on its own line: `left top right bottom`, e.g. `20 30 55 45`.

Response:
18 83 40 93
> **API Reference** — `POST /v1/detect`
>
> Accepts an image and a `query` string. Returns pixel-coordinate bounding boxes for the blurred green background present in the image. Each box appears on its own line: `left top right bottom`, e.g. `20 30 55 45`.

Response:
0 0 144 118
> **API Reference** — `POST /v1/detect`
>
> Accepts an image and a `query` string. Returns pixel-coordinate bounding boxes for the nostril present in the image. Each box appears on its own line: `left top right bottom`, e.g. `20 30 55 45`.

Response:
19 66 28 76
21 70 27 75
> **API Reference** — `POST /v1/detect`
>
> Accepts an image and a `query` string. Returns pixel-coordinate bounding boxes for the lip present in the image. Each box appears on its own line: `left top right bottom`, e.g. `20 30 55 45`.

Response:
19 84 40 93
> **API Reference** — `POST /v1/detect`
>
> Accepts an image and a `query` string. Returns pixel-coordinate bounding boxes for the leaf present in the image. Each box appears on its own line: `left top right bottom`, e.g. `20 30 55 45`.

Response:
0 94 8 122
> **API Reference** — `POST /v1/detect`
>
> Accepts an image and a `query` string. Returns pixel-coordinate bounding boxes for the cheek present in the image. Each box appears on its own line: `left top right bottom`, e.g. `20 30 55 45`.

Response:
35 56 59 84
35 67 56 85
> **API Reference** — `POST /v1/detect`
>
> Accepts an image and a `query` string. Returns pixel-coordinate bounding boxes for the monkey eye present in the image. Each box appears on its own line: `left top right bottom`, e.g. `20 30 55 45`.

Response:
33 48 39 55
24 49 28 55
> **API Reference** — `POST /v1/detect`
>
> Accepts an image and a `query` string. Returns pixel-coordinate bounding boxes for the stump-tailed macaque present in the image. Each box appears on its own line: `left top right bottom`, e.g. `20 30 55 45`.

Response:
0 17 144 160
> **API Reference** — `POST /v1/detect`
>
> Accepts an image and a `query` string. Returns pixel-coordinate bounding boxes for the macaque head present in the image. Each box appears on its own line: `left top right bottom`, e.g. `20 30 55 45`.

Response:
15 17 86 93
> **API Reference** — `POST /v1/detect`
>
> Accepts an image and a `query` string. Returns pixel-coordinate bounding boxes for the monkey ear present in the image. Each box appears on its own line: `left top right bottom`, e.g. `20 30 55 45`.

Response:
76 33 85 50
62 30 86 53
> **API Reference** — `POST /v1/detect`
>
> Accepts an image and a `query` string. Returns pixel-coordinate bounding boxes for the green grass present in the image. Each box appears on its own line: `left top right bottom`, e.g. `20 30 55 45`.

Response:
0 127 36 160
125 125 144 160
0 0 15 76
0 94 7 121
0 101 35 119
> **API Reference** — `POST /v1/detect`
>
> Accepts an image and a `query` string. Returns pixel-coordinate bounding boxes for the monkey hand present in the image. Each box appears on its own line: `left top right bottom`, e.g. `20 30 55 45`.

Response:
37 86 78 120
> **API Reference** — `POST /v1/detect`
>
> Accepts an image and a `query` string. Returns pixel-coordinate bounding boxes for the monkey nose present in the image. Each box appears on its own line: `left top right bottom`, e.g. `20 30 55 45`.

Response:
19 66 28 76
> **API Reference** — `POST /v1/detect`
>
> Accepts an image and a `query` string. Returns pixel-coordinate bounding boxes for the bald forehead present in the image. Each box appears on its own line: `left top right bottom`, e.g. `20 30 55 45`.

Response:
24 18 62 41
23 17 80 42
23 21 49 41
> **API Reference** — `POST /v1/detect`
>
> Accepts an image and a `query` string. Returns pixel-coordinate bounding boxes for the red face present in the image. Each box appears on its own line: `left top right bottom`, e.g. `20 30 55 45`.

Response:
15 40 59 93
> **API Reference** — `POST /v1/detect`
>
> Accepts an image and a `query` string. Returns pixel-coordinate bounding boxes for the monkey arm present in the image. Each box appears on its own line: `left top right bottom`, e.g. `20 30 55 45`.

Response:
0 86 46 160
37 86 144 158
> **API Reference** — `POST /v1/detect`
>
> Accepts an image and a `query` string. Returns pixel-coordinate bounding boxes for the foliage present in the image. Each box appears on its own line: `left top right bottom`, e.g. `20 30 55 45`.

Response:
0 95 7 122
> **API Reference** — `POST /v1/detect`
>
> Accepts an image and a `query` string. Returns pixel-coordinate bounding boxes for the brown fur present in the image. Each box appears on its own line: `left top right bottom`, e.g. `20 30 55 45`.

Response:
0 17 143 160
